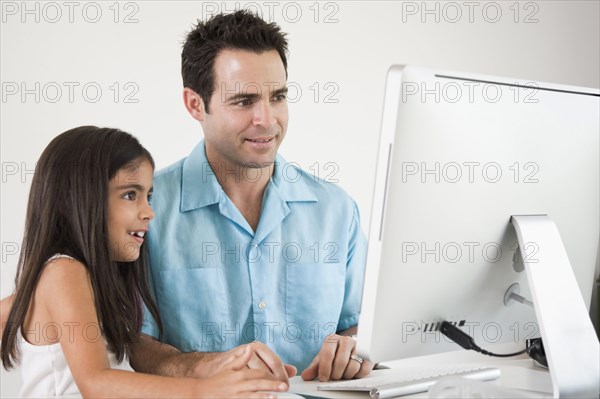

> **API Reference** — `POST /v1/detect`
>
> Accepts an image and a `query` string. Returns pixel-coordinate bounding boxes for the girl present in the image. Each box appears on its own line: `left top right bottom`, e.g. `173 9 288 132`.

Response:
0 126 287 398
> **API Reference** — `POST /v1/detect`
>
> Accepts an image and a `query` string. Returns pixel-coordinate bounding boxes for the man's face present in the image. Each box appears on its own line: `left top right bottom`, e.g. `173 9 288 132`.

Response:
201 49 289 170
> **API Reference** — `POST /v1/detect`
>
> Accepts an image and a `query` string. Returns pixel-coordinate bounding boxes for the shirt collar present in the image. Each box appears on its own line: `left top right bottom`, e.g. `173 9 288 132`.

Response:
271 155 318 203
181 140 317 212
181 141 222 212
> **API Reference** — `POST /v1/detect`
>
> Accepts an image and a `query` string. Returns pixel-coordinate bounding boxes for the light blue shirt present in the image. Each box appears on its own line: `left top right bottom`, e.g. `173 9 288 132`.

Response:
142 141 367 371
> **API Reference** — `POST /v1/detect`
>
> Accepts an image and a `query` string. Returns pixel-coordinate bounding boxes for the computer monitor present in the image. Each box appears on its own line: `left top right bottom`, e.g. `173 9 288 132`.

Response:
355 65 599 397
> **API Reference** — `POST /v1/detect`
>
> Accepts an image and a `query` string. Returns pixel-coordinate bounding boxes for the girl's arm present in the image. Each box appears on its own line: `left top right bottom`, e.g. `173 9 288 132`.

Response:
129 333 295 382
34 258 286 398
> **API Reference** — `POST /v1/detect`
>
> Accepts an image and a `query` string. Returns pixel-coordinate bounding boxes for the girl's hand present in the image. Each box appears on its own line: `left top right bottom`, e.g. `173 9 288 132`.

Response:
197 345 290 398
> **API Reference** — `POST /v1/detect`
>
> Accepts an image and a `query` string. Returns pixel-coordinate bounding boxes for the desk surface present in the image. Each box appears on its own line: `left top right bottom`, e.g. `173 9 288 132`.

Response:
289 349 553 398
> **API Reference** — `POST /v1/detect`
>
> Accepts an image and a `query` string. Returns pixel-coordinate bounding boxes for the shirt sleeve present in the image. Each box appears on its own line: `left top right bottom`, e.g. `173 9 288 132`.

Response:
337 200 368 332
141 265 160 339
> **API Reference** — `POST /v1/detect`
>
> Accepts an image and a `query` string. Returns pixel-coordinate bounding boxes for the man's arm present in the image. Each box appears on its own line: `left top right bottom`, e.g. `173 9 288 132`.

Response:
128 333 204 377
338 326 357 337
129 333 296 383
301 201 374 381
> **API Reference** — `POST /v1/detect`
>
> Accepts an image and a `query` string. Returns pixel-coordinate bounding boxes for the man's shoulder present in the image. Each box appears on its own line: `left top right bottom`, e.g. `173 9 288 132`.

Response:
309 177 353 203
280 161 357 208
298 165 353 198
154 158 185 180
152 158 186 203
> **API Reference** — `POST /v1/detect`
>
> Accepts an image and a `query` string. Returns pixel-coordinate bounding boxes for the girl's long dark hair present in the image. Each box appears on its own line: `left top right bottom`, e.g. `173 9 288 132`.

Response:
1 126 162 368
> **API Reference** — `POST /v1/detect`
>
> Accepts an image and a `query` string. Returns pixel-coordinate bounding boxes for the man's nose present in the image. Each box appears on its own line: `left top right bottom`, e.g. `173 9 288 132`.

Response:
252 100 277 128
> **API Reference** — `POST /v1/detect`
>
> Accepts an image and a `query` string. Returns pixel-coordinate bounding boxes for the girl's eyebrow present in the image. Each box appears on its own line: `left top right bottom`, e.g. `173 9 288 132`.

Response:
114 184 153 192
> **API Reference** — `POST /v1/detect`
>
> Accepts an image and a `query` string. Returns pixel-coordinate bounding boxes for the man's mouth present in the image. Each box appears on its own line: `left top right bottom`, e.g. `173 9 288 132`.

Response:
245 136 275 143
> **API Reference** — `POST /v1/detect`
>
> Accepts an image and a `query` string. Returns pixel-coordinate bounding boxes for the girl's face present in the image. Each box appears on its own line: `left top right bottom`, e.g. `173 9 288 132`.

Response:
107 158 154 262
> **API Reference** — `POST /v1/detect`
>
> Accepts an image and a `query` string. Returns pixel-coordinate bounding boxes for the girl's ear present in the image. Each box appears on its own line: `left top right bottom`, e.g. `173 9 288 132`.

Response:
183 88 207 122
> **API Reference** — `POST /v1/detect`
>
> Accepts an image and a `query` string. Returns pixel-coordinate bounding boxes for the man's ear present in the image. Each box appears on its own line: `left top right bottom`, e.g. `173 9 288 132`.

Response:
183 88 207 121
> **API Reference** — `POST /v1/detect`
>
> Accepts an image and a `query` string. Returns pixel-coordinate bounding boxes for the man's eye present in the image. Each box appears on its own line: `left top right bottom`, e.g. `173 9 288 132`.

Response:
234 98 253 107
273 93 287 102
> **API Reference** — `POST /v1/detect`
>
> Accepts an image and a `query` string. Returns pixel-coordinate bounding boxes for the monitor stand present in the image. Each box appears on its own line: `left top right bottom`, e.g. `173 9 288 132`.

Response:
511 215 599 398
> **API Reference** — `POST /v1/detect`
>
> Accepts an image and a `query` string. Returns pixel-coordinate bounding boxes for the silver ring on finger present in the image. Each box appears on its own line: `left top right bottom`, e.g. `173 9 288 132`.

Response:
350 354 364 365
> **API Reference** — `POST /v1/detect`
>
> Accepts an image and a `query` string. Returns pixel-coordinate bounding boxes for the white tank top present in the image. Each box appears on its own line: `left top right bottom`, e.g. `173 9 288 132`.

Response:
18 334 133 397
18 254 134 397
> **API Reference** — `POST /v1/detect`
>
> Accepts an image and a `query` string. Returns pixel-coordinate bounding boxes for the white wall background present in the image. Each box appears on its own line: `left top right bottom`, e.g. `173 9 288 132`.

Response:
1 1 599 395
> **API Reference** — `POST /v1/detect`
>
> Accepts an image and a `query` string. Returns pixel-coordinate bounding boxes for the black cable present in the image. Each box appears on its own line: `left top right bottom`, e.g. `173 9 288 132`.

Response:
440 321 541 358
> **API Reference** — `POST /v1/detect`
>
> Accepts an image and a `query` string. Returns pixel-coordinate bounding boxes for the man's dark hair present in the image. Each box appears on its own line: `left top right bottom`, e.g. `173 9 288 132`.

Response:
181 10 289 113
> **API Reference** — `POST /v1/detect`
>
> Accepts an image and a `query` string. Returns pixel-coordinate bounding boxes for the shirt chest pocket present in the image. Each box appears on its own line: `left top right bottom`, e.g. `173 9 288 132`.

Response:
155 267 229 352
285 262 345 331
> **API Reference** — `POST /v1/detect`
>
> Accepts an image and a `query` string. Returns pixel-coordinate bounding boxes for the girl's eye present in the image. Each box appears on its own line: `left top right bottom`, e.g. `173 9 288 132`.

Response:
147 193 153 204
123 192 136 201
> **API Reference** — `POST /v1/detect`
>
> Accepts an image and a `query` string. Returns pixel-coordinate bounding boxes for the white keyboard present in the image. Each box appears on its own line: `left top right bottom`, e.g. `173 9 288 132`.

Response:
317 367 501 398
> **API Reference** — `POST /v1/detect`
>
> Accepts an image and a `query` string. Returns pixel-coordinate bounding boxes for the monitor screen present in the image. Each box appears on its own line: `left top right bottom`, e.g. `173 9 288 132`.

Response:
356 65 599 365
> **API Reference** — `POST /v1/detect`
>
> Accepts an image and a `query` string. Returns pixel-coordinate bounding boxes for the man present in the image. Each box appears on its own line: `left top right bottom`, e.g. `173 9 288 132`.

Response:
129 10 373 382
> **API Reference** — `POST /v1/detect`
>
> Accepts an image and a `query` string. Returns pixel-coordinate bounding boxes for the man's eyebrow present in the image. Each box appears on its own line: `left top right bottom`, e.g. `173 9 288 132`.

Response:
224 86 289 103
272 86 289 96
225 92 260 103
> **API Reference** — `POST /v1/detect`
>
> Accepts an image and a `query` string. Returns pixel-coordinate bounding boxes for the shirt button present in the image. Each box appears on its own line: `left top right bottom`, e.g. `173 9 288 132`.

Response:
258 301 267 310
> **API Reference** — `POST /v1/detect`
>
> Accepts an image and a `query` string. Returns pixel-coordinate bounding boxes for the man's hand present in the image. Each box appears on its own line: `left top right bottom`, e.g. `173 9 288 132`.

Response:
300 333 374 381
196 341 297 384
